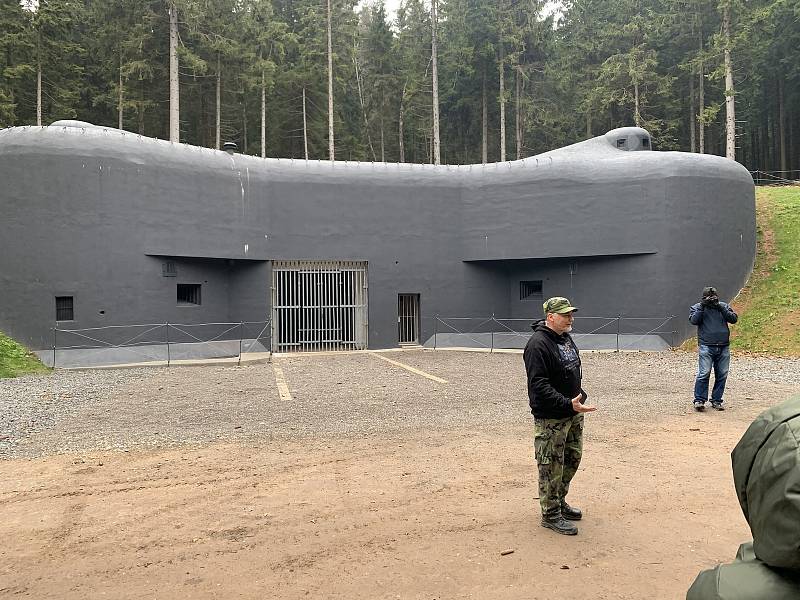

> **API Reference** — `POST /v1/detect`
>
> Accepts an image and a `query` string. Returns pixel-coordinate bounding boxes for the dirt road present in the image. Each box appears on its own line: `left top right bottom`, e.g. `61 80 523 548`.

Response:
1 350 798 599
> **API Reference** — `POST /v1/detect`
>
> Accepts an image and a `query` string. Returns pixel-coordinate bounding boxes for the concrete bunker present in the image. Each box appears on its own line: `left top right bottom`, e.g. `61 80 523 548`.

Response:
0 122 755 358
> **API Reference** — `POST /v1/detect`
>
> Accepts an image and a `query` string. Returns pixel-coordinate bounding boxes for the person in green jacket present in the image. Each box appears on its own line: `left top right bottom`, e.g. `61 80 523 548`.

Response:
686 394 800 599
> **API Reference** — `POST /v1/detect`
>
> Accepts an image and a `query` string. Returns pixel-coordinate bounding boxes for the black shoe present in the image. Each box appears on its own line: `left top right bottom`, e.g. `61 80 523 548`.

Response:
711 402 725 411
561 502 582 521
694 401 705 411
541 515 578 535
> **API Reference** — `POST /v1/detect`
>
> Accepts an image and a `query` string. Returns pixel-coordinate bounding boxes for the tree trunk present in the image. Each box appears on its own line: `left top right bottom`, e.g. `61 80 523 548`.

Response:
261 71 266 158
430 0 441 165
633 4 642 128
138 102 145 134
482 69 487 164
326 0 335 161
118 48 124 130
380 120 385 162
353 47 376 160
586 112 591 138
168 1 180 142
398 83 406 163
722 3 735 161
778 75 786 173
499 43 505 162
770 104 776 172
243 99 248 154
200 91 207 147
789 107 795 179
215 53 221 150
697 19 705 154
689 69 696 153
138 80 145 134
515 64 522 160
302 87 309 160
36 32 41 126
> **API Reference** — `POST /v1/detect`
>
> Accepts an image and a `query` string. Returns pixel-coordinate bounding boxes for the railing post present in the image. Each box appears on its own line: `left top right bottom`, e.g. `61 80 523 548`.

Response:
670 316 676 348
490 314 495 353
434 315 438 351
266 316 273 359
238 321 244 366
616 315 621 353
52 326 57 369
165 322 170 367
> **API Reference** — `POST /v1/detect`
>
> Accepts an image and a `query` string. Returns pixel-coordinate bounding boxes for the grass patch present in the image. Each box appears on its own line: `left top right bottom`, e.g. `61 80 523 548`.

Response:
730 186 800 355
0 331 49 378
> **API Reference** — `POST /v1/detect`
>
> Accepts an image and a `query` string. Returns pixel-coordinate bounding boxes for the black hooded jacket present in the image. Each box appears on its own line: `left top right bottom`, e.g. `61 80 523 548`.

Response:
523 319 587 419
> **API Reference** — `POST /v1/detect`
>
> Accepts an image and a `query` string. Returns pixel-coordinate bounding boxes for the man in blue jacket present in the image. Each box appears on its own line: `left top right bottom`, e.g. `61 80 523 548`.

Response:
689 286 738 411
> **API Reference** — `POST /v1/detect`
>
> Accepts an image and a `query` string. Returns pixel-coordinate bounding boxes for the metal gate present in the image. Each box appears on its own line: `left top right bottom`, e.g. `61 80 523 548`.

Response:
271 261 368 352
398 294 420 345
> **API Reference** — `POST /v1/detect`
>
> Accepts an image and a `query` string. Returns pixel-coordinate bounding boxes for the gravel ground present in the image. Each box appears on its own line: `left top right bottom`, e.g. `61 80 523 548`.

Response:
2 349 799 460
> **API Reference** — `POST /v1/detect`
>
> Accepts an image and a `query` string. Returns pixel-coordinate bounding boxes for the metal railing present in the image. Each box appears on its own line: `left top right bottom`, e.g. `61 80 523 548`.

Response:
430 315 677 352
51 319 271 369
750 170 800 186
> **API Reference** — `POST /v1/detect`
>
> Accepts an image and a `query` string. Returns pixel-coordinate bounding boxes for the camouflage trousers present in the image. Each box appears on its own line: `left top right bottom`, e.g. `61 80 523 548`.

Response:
533 414 584 518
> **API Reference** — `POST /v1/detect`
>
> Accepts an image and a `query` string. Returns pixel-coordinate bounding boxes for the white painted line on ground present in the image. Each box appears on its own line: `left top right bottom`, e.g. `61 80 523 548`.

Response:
272 363 293 401
370 352 448 384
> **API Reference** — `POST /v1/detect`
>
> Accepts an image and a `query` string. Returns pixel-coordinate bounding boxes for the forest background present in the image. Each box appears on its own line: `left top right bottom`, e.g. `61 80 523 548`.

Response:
0 0 798 173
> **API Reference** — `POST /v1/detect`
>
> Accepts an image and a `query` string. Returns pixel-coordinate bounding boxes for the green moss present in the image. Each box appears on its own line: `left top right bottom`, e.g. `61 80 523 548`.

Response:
0 331 50 378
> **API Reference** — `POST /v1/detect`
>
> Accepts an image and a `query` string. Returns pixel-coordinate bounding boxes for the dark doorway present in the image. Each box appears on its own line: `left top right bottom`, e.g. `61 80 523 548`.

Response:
398 294 420 345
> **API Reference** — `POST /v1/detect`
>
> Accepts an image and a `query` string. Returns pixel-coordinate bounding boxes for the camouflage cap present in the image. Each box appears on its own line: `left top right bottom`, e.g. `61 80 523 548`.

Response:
543 297 579 315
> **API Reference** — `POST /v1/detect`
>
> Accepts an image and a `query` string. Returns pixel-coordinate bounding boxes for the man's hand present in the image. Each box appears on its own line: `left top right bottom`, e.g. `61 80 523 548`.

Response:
572 394 597 413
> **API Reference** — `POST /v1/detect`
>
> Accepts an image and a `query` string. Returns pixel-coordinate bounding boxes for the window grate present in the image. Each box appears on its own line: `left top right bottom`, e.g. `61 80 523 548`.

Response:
520 280 543 301
177 284 201 305
398 294 420 345
56 296 74 321
162 261 177 277
271 260 368 352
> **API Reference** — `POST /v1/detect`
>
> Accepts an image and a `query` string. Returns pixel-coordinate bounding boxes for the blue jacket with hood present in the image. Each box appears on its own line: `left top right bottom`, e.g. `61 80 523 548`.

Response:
689 302 738 346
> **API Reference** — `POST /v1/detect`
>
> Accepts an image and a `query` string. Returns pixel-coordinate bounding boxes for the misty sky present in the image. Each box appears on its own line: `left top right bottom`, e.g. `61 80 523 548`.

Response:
356 0 563 23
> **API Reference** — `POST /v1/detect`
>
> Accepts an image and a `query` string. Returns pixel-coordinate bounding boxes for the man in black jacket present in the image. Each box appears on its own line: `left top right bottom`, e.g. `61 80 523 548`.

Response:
689 286 738 411
523 296 596 536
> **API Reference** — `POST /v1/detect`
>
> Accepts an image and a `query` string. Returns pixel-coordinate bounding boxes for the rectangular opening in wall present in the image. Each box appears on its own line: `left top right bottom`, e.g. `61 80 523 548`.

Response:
271 260 368 352
177 284 201 305
398 294 420 345
162 261 177 277
520 280 543 301
55 296 74 321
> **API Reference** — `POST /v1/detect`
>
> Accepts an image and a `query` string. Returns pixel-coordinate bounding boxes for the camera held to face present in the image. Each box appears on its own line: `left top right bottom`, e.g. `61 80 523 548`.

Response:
701 286 719 307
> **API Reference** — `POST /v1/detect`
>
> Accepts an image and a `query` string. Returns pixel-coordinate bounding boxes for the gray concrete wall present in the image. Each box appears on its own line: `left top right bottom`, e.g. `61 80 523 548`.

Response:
0 124 755 351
